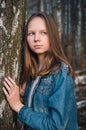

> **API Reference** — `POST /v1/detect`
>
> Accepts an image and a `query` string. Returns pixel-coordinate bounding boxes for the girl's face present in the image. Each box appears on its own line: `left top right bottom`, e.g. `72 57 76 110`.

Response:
27 17 50 58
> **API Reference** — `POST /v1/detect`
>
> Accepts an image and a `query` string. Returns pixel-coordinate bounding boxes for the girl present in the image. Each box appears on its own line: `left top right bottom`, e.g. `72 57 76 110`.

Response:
3 12 78 130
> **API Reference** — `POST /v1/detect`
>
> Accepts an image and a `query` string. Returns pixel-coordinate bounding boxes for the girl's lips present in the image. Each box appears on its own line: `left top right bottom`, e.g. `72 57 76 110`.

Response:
34 45 42 49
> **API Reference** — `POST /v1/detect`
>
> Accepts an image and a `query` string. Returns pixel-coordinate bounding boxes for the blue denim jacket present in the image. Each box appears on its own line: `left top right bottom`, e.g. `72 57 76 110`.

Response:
18 63 78 130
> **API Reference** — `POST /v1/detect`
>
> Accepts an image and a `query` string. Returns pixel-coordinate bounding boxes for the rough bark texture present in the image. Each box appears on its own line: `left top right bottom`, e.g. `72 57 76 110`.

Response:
0 0 26 129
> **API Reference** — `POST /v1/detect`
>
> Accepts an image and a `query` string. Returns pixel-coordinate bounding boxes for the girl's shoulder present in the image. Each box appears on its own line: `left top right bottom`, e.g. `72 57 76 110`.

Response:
51 62 69 77
60 62 69 75
52 62 75 91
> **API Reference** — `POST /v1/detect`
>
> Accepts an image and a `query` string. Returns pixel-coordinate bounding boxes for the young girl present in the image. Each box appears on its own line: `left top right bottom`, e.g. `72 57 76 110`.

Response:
3 12 78 130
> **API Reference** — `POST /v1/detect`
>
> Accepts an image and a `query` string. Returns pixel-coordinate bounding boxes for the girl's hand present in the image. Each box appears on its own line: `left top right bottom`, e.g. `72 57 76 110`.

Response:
2 76 24 113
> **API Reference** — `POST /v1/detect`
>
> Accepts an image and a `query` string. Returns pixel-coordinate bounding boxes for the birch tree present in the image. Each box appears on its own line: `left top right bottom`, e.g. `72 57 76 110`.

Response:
0 0 26 129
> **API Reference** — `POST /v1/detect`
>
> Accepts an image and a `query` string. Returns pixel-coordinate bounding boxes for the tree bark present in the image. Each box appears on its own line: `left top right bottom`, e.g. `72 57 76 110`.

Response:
0 0 26 129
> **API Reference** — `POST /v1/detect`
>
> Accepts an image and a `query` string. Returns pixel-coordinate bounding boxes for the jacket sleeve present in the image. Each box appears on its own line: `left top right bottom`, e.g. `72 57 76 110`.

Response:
18 65 77 130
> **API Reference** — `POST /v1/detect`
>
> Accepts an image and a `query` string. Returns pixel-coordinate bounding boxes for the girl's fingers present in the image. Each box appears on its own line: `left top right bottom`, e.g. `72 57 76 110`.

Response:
3 76 18 97
7 76 16 85
2 87 9 96
3 81 12 94
4 77 13 87
4 76 16 88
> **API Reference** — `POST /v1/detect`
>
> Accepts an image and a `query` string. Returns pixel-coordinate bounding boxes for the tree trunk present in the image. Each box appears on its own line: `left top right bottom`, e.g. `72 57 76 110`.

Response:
81 0 86 69
0 0 26 129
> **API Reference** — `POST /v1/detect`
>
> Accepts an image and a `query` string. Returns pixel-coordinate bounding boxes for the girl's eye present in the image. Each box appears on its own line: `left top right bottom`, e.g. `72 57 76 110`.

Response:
27 32 35 36
41 31 47 35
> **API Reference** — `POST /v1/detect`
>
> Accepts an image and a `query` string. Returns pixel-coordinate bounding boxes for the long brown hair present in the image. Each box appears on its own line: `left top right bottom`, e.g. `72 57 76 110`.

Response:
21 12 73 85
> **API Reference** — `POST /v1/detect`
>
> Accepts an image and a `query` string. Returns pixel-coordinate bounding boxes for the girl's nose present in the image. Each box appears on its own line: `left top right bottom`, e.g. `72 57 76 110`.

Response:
34 33 40 42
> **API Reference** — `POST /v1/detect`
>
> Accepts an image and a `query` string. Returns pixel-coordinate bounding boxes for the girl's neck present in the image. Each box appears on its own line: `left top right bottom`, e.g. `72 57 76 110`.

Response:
38 55 44 70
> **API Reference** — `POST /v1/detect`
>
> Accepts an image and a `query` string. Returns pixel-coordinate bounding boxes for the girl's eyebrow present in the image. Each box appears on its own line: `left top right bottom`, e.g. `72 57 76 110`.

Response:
28 30 34 32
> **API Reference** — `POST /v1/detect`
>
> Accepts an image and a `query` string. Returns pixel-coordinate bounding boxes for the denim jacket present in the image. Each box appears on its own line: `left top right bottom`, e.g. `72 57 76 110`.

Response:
18 63 78 130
